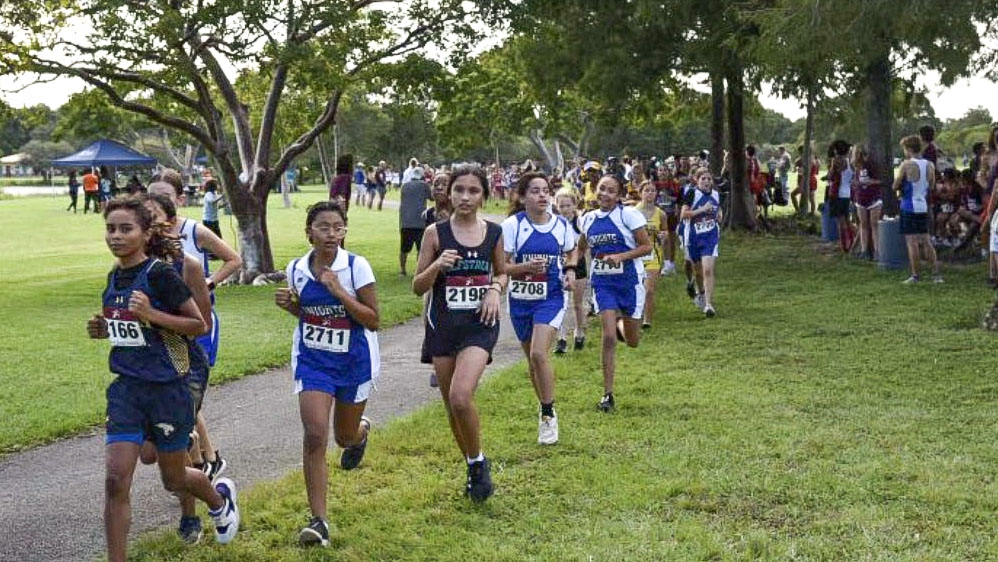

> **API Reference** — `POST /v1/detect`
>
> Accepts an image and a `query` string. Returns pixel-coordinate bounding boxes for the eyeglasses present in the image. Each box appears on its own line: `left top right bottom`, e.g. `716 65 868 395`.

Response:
314 225 348 234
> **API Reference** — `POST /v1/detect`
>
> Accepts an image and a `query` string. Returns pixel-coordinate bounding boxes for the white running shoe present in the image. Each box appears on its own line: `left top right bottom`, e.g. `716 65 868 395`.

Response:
538 414 559 445
693 293 705 310
211 478 239 544
933 274 944 284
659 260 676 276
902 275 920 285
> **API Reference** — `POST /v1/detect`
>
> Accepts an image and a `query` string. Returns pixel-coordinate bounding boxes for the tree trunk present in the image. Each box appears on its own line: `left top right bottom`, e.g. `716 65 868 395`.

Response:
866 53 896 214
316 132 331 187
725 62 756 230
710 71 725 176
801 85 816 215
528 130 559 171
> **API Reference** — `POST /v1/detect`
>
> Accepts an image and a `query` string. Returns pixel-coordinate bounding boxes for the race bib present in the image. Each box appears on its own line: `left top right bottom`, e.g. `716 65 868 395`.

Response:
103 308 146 347
302 316 351 353
694 219 716 235
445 274 490 310
591 257 624 276
510 274 548 301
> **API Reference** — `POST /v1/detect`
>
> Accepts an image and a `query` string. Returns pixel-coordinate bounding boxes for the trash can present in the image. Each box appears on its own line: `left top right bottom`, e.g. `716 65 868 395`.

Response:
820 202 838 242
877 216 908 270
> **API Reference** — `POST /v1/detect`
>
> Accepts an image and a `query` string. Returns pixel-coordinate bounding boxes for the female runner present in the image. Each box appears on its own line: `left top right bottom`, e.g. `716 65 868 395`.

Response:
502 172 579 444
413 164 506 502
578 174 653 412
274 201 380 547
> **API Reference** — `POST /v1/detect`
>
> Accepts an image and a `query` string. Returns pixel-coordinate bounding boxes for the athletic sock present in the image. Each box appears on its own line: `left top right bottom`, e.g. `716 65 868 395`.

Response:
540 402 555 418
467 452 484 465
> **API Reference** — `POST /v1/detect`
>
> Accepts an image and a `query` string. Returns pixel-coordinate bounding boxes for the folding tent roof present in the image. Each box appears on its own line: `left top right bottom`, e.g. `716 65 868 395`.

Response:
51 139 157 167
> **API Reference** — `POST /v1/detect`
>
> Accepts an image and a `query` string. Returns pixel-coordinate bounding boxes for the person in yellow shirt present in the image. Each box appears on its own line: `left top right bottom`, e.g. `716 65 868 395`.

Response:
634 180 667 329
581 161 602 211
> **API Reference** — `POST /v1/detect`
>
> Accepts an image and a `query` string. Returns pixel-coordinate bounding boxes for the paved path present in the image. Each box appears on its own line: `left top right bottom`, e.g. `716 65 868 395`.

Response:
0 208 524 562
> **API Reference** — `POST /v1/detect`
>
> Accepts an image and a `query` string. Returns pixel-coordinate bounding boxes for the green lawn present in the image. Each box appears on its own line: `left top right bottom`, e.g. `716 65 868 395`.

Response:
0 186 421 453
129 230 998 560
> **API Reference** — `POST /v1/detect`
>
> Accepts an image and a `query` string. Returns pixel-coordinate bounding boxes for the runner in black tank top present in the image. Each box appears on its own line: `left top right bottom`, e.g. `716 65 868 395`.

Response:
413 165 507 503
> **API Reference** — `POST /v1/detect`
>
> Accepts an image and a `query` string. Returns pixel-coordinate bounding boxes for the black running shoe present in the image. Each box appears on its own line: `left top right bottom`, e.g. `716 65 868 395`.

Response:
597 393 615 413
573 336 585 350
686 279 696 299
466 458 494 502
201 451 227 484
178 515 203 545
554 338 568 355
641 322 652 331
298 516 330 547
340 417 371 470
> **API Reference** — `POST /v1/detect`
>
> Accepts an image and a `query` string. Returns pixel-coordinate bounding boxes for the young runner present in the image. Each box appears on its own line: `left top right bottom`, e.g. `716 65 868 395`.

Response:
653 167 680 275
502 172 579 445
422 172 452 387
413 164 506 501
827 140 854 253
148 172 242 480
274 201 379 547
851 145 883 260
138 193 216 544
89 198 239 562
579 174 653 412
554 188 589 353
634 180 667 329
893 135 942 284
681 169 723 317
676 173 698 301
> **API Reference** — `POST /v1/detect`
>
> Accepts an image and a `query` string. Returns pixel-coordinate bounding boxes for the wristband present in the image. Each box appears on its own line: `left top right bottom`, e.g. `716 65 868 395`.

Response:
487 286 502 296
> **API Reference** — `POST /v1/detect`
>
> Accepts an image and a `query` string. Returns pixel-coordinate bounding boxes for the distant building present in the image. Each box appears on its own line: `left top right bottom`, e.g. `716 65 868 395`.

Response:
0 153 31 177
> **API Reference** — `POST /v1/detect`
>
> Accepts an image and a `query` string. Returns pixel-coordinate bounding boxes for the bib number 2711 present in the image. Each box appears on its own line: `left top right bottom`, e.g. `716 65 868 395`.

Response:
303 323 349 353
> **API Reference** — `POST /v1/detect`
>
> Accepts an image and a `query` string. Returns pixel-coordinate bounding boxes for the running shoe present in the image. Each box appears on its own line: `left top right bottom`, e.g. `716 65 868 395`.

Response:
466 458 494 502
693 293 705 310
340 417 371 470
597 393 615 413
902 275 920 284
704 305 716 318
686 279 696 299
573 335 585 350
554 338 568 355
210 478 239 544
200 451 227 484
538 413 559 445
298 516 330 548
933 274 944 284
178 516 203 545
641 322 652 331
660 261 676 276
615 320 625 343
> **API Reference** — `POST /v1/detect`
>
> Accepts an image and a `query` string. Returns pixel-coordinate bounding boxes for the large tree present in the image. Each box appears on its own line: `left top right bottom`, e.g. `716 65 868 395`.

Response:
1 0 481 277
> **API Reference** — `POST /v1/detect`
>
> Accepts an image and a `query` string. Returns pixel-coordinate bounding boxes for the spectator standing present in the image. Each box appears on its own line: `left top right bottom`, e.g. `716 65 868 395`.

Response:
402 158 420 184
894 135 942 284
353 163 367 206
66 170 79 213
919 125 939 168
373 161 388 210
83 168 100 214
398 167 431 276
851 145 883 260
329 154 353 214
125 175 143 195
202 179 225 241
777 146 791 201
99 166 113 205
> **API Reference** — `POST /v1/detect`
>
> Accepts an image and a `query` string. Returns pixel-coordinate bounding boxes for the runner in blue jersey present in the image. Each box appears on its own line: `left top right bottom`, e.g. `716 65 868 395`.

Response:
501 172 579 445
578 174 653 412
138 193 218 545
893 135 942 284
413 164 506 502
88 198 239 562
274 201 380 547
148 172 241 482
681 169 723 317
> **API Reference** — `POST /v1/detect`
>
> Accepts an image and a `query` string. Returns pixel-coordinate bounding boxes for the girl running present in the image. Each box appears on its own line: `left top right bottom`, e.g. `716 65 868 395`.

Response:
274 201 380 547
579 174 653 412
634 180 667 329
502 172 579 445
554 188 589 353
413 164 506 502
681 169 723 317
139 193 216 544
89 198 239 562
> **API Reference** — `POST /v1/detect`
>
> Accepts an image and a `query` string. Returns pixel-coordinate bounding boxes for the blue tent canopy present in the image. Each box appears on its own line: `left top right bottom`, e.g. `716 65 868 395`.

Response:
51 139 157 168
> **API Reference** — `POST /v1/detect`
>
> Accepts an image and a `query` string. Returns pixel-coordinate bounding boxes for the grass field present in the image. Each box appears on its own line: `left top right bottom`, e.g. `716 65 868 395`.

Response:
126 229 998 560
0 186 423 453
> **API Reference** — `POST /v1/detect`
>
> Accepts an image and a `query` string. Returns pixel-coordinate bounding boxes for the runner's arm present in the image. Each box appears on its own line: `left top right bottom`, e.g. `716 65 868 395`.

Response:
182 254 213 335
194 223 242 285
412 225 441 296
